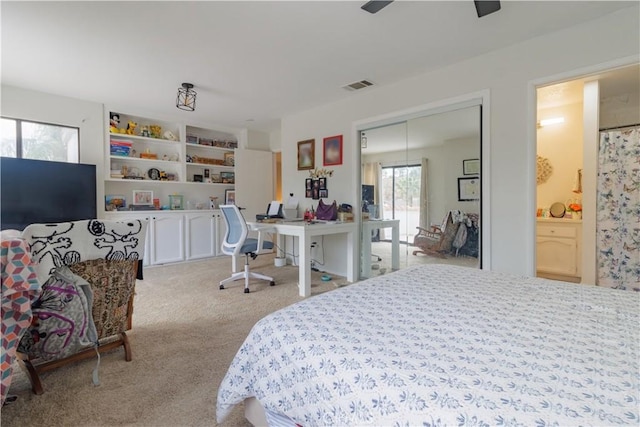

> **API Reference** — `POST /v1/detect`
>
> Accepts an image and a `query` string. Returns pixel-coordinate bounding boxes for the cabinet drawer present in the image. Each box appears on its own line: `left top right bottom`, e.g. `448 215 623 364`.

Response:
537 224 576 238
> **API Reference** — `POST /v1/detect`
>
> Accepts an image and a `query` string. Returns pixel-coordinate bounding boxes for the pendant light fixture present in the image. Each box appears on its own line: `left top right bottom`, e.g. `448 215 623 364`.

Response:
176 83 197 111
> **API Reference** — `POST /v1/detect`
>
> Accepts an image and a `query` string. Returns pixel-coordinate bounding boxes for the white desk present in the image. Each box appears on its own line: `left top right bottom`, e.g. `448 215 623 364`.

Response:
361 219 400 278
249 220 357 297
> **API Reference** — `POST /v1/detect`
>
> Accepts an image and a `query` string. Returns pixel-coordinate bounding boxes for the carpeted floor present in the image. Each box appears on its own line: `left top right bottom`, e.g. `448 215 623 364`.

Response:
1 248 475 426
1 254 344 426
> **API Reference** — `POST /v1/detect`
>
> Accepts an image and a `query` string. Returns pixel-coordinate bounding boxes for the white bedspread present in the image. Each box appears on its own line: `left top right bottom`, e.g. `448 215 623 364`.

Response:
217 264 639 426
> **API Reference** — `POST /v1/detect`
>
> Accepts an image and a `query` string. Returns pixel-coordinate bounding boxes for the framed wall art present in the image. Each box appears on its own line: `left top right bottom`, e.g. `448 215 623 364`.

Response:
323 135 343 166
457 177 480 201
132 190 153 205
463 158 480 175
297 139 315 170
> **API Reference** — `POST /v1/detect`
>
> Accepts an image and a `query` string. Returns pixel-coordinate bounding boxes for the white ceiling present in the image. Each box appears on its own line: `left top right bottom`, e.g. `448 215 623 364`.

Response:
1 1 637 134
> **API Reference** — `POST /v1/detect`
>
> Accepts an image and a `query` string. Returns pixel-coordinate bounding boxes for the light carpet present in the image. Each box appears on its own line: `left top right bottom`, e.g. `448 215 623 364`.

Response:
1 254 344 427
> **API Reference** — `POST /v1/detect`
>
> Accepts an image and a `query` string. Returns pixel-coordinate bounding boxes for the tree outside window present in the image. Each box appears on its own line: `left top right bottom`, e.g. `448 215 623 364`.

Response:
0 117 79 163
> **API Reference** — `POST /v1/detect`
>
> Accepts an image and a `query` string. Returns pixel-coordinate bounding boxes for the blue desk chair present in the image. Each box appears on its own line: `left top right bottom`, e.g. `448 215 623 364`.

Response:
219 205 275 293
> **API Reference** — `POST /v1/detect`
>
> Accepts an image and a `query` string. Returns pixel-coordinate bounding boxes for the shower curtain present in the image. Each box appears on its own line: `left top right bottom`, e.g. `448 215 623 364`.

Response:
596 127 640 291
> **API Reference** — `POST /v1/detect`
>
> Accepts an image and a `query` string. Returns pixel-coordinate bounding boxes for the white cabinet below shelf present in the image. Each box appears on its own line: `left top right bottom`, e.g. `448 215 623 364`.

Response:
185 212 222 260
150 214 185 265
536 218 582 281
104 210 224 267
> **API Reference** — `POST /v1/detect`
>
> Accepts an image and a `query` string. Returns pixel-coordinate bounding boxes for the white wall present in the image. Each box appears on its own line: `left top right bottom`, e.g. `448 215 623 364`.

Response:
536 102 584 210
280 6 639 277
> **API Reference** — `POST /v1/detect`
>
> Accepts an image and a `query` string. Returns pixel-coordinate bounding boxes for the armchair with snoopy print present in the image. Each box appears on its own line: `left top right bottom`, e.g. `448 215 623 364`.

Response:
16 219 147 395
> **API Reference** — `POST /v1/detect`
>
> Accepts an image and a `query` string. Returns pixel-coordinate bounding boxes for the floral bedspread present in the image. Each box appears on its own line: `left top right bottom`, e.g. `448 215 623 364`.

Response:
216 264 639 426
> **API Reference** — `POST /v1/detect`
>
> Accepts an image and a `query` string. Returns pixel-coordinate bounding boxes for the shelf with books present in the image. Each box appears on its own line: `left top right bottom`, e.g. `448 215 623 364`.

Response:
104 109 242 215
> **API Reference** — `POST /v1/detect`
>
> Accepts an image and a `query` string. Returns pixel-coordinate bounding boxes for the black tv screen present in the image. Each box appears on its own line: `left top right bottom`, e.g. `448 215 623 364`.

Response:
362 184 375 204
1 157 97 231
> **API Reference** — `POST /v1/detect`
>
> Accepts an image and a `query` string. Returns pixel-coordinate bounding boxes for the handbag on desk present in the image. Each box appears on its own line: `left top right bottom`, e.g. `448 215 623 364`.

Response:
316 199 338 221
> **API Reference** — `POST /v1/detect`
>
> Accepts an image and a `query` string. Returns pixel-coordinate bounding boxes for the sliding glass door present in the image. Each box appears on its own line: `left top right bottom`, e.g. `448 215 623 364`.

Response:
381 164 421 243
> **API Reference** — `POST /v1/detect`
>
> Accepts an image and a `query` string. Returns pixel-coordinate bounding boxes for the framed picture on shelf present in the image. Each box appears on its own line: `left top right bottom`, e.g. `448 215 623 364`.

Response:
297 139 315 170
169 194 184 210
463 159 480 175
457 177 480 201
193 174 203 182
224 152 235 166
186 135 198 145
225 189 236 205
105 195 126 211
204 168 210 178
220 171 235 183
132 190 153 205
323 135 343 166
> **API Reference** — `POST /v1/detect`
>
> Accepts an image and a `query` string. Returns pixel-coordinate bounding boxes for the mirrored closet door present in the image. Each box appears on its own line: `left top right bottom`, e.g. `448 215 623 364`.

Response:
359 105 482 279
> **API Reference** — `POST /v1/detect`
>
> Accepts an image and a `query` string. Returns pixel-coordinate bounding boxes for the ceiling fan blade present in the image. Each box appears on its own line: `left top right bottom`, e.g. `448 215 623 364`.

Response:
361 1 394 14
474 1 501 18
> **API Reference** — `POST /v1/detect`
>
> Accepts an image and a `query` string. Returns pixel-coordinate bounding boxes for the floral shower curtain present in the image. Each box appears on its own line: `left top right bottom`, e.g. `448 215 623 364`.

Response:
596 127 640 291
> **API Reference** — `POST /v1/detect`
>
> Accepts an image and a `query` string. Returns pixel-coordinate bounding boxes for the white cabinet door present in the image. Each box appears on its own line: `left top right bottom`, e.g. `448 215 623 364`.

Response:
536 237 577 276
185 212 217 260
235 148 273 221
150 214 185 264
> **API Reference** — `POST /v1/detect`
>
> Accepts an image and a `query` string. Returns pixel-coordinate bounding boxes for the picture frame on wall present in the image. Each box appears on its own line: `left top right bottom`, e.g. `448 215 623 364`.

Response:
319 189 328 198
132 190 153 205
463 158 480 175
457 177 480 201
305 178 312 190
225 189 236 205
323 135 343 166
319 177 327 190
297 139 315 170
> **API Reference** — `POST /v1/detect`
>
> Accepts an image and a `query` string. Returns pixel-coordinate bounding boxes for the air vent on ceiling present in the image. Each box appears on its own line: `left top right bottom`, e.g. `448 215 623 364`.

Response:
343 80 374 91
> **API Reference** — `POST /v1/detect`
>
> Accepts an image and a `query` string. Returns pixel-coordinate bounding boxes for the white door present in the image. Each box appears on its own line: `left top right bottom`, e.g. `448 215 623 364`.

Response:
185 212 216 260
235 148 273 221
151 214 185 264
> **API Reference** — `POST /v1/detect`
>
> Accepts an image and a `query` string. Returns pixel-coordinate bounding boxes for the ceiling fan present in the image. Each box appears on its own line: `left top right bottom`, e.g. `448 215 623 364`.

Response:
361 1 501 18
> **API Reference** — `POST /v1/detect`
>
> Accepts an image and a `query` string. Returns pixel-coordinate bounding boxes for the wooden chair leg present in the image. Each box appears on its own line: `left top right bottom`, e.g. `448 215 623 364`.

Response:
121 331 132 361
19 359 44 395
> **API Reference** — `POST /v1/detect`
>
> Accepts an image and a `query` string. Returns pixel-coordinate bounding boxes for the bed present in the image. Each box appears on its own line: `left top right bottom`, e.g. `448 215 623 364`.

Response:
216 264 639 426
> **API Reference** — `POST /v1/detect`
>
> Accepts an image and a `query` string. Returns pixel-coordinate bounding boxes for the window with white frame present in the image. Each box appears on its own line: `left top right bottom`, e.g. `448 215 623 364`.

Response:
1 117 79 163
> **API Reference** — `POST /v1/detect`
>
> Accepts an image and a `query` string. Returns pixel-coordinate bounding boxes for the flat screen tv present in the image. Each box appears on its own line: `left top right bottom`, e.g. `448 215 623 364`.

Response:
1 157 97 231
362 184 375 204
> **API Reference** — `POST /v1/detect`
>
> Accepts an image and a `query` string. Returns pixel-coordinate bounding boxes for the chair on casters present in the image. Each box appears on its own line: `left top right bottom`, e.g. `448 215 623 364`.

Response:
219 205 275 293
